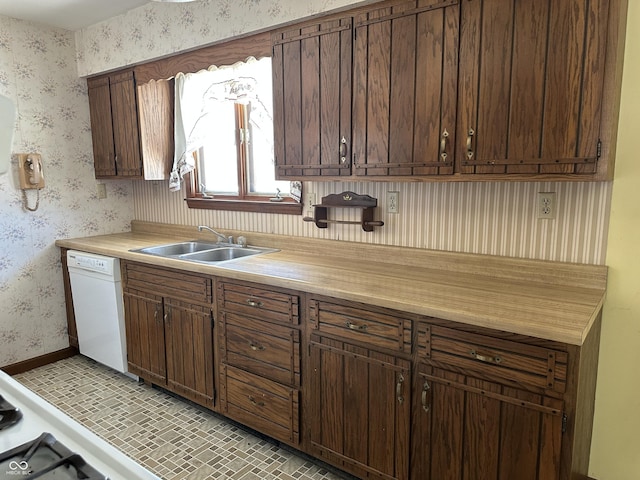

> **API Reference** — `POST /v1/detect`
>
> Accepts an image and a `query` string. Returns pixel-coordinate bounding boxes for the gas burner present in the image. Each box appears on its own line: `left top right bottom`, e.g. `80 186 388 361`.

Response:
0 432 107 479
0 394 22 431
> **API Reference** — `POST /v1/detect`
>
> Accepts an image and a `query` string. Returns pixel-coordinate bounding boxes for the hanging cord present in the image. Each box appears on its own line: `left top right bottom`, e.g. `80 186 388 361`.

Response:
22 188 40 212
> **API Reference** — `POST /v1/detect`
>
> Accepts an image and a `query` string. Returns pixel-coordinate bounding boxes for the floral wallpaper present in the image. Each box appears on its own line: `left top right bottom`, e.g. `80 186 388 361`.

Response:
0 16 133 368
75 0 367 77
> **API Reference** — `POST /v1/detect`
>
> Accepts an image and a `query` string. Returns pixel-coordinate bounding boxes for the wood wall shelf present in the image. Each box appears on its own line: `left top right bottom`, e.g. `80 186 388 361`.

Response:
302 191 384 232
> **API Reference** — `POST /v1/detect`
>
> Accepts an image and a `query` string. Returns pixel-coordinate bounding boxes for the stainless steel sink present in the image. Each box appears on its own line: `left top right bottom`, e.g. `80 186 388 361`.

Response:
130 241 277 264
183 247 265 263
134 241 220 257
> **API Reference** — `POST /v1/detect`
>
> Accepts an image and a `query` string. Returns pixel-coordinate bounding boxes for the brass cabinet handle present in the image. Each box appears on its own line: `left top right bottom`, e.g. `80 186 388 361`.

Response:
345 321 367 331
249 342 265 351
466 128 475 160
396 374 405 404
440 129 449 161
339 136 348 164
421 380 431 413
248 395 265 407
470 349 502 364
246 298 263 308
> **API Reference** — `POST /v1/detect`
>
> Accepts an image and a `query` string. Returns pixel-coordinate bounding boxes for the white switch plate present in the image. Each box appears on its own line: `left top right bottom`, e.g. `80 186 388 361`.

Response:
96 183 107 199
304 192 316 209
387 191 399 214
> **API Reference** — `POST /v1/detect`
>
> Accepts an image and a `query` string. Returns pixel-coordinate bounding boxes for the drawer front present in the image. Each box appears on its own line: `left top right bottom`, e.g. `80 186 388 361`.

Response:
417 323 567 393
123 261 212 304
309 298 412 353
220 312 301 386
220 365 300 445
217 281 299 325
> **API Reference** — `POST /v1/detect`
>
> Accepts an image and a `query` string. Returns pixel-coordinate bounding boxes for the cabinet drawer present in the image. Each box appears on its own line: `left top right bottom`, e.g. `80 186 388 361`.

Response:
309 298 412 353
123 261 212 304
220 312 301 386
217 281 299 325
417 323 567 394
220 365 300 445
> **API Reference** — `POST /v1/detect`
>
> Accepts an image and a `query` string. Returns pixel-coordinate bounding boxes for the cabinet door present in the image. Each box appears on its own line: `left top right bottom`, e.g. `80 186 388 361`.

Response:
272 17 352 178
137 79 174 180
109 71 143 177
164 298 215 408
87 76 116 177
457 0 609 175
310 334 411 480
123 289 166 385
352 0 458 177
412 365 564 480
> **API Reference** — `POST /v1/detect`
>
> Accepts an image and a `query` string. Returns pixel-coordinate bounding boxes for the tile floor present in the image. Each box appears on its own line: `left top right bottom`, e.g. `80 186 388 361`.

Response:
14 356 351 480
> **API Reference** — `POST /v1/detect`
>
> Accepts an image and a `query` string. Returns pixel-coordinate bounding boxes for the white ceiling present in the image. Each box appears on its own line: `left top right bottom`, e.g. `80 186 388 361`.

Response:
0 0 150 31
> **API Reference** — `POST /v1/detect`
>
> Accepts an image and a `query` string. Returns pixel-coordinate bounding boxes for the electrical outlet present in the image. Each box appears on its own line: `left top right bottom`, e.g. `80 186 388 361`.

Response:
387 191 399 214
537 192 556 219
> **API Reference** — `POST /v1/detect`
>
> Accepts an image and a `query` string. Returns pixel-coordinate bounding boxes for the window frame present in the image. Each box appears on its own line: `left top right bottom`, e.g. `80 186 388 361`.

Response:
133 31 302 215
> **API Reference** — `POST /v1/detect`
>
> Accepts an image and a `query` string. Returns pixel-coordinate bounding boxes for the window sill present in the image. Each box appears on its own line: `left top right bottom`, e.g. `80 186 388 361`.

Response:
185 197 303 215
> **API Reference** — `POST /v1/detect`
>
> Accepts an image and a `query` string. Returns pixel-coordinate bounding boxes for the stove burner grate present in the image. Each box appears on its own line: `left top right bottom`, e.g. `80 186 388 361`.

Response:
0 394 23 431
0 432 107 479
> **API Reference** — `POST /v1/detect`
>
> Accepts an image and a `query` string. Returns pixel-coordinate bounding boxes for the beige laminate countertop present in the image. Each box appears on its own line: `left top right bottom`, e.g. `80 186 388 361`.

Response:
56 222 608 346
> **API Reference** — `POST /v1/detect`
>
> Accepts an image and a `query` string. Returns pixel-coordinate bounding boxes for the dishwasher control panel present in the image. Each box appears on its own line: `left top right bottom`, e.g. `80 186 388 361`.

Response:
67 251 118 277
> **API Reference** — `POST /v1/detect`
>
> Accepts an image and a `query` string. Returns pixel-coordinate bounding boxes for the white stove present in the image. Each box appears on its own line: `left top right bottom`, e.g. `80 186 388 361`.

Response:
0 370 160 480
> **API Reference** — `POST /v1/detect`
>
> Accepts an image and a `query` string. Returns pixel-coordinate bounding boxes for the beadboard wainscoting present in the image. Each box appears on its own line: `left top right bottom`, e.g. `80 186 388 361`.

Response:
133 180 612 265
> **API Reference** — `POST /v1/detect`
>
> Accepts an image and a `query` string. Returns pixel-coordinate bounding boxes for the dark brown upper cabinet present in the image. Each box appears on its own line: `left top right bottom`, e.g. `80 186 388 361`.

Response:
88 71 143 178
272 18 353 178
271 0 623 181
352 0 458 177
272 0 458 179
457 0 611 177
87 71 174 180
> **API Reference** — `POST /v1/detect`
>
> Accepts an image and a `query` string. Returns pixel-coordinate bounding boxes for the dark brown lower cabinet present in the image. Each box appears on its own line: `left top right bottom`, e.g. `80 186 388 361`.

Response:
122 262 215 409
164 298 215 406
123 289 215 408
217 279 302 447
219 365 300 445
412 364 564 480
309 334 411 480
123 288 166 385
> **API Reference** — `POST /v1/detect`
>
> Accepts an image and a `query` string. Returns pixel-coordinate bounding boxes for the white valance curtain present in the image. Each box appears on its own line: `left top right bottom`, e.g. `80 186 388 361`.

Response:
169 56 267 191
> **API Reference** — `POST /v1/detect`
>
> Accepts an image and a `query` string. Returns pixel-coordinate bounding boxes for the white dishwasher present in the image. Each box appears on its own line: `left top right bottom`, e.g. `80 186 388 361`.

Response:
66 250 130 375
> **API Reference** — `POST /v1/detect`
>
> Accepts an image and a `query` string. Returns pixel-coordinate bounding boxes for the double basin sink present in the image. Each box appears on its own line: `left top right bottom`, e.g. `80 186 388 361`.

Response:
130 241 277 264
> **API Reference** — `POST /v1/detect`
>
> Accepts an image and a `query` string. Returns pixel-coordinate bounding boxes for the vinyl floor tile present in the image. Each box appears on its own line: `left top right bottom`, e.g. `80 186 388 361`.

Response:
14 355 351 480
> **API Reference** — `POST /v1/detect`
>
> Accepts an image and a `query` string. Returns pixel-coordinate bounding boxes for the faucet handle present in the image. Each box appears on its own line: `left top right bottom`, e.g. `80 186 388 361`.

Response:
237 236 247 247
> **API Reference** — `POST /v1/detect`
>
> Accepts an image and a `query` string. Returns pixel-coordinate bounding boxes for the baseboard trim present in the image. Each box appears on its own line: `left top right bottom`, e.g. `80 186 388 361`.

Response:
1 347 78 376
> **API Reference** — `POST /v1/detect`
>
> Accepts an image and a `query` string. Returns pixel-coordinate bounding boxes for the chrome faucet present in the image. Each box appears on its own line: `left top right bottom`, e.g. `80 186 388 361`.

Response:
197 225 231 244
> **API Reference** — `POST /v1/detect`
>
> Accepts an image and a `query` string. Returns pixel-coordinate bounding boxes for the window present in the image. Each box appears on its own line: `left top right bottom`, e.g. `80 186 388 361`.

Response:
172 57 301 213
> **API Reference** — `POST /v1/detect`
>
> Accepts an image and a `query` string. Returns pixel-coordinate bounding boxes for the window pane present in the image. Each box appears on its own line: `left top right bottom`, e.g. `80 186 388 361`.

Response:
246 99 289 196
184 56 293 199
199 101 238 195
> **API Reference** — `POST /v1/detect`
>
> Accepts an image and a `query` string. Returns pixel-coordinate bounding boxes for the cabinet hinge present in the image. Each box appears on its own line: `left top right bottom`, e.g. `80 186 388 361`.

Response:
597 139 602 159
562 413 568 434
239 128 250 144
